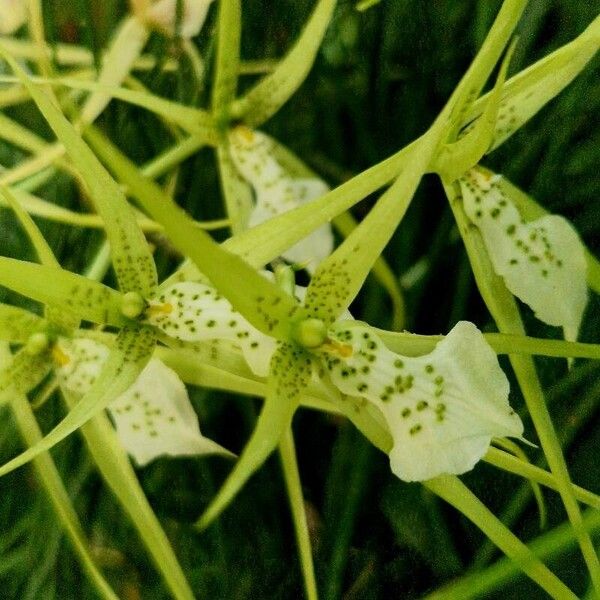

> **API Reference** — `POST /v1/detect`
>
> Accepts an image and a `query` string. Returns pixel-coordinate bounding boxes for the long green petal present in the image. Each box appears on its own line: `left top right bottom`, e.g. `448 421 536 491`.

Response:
0 303 46 343
434 40 515 182
461 14 600 152
211 0 241 119
78 16 150 125
0 328 154 477
231 0 337 126
0 348 51 402
484 447 600 509
304 135 437 324
84 126 305 341
0 185 57 267
0 257 127 327
0 47 157 296
14 75 218 142
195 343 310 529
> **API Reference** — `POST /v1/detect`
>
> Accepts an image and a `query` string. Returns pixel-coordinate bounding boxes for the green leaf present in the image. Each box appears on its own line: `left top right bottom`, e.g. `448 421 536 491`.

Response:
461 14 600 152
0 327 154 478
0 303 46 343
196 343 310 529
9 394 119 600
84 125 306 341
0 257 128 327
434 40 515 182
0 185 58 267
0 47 157 296
231 0 338 126
425 509 600 600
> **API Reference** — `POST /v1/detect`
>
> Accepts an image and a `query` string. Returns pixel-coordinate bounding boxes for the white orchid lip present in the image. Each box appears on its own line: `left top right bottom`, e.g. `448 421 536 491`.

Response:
321 320 523 482
53 336 229 465
228 126 334 274
460 167 588 341
143 281 277 378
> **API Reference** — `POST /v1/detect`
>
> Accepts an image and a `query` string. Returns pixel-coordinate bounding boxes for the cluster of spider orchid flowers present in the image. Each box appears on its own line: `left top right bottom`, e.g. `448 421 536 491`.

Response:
0 0 592 482
0 0 598 595
0 118 588 482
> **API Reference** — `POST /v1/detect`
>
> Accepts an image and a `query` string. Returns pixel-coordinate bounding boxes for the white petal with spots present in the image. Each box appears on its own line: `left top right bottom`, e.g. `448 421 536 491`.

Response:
146 0 213 38
144 281 277 377
108 358 230 466
229 126 333 273
322 321 523 482
460 168 588 341
54 337 229 465
54 337 109 396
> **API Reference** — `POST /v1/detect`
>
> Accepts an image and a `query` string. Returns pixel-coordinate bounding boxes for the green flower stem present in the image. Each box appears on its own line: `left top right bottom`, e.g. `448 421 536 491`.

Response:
444 180 600 592
278 429 318 600
140 134 209 180
483 447 600 509
9 394 118 600
211 0 241 123
425 475 578 599
423 508 600 600
26 0 53 80
475 365 600 567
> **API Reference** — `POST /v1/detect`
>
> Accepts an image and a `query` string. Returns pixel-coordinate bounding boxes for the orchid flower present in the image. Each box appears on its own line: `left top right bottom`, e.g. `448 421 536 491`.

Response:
228 126 334 273
143 280 523 482
0 307 229 467
0 0 26 35
459 166 588 341
142 0 214 39
52 335 230 466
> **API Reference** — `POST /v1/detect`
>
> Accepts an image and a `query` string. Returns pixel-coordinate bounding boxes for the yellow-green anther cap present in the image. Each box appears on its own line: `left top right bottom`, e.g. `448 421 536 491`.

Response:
121 291 146 319
293 318 328 349
24 332 50 356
